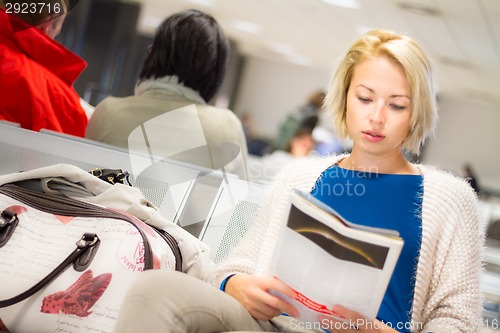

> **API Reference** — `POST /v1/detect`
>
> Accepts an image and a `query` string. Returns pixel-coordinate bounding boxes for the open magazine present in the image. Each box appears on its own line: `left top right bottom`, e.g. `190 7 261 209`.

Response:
268 189 403 325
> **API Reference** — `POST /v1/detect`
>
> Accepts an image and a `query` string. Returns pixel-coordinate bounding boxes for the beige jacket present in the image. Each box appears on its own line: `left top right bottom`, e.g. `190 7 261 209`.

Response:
85 76 249 180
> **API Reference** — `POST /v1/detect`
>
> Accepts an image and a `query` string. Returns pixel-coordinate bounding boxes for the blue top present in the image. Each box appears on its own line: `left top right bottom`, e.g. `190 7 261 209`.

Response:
310 165 423 332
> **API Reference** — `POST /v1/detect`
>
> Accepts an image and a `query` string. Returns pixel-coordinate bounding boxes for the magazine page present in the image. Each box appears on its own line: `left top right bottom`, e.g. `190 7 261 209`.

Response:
268 190 403 326
295 189 400 238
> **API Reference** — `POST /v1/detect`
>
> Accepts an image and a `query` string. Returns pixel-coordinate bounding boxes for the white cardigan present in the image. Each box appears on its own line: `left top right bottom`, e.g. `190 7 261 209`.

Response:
212 154 483 333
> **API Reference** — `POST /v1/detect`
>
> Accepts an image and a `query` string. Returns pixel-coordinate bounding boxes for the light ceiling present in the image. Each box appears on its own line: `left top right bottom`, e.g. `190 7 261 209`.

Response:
136 0 500 105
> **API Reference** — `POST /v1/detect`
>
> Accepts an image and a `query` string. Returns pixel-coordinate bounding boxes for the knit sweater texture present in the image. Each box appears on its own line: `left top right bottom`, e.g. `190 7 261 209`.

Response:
212 154 484 333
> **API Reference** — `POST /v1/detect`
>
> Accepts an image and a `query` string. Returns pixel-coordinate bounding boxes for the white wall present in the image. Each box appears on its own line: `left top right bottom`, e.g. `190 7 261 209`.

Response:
233 57 330 139
234 56 500 193
423 95 500 192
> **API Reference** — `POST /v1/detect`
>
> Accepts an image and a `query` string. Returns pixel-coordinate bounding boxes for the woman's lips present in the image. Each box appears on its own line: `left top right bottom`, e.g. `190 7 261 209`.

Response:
362 130 385 142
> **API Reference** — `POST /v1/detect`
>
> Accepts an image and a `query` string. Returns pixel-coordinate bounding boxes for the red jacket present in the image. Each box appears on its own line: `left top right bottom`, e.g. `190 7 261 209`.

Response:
0 8 88 137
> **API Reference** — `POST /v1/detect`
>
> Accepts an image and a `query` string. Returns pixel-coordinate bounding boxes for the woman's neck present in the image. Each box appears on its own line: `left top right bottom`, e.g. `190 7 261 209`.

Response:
338 151 419 175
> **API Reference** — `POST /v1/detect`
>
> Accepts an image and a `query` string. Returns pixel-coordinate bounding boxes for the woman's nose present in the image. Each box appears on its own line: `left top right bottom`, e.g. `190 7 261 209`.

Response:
369 103 386 124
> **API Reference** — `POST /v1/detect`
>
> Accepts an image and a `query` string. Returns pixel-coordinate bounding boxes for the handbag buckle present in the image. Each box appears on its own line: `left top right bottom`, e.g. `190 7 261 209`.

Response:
0 210 19 249
74 233 101 272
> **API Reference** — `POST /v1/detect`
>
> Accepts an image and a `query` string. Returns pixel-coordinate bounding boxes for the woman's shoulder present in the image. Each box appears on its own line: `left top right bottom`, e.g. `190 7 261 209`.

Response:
93 95 133 114
92 94 189 123
198 105 242 122
270 154 345 187
419 164 468 185
286 154 342 170
88 96 134 127
418 164 478 204
258 155 345 214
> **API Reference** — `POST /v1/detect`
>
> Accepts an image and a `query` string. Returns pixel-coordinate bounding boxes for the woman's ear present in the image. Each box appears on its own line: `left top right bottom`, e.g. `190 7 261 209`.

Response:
37 12 66 39
37 20 51 36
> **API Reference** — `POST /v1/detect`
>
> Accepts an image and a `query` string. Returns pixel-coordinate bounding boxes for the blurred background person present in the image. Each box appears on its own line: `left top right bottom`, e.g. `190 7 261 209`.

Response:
0 0 88 136
284 126 315 158
274 89 324 151
249 126 316 183
463 163 482 196
85 9 249 180
241 113 272 157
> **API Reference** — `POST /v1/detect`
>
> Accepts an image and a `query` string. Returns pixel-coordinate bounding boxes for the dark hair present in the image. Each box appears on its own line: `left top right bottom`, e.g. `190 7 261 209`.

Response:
139 9 229 102
285 125 314 153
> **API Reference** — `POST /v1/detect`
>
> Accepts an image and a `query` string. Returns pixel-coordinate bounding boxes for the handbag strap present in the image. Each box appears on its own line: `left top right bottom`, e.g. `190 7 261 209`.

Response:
0 233 100 308
152 226 183 271
0 183 183 270
0 184 157 269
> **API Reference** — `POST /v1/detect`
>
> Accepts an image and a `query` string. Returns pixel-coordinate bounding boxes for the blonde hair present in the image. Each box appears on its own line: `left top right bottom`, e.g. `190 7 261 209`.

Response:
324 29 438 155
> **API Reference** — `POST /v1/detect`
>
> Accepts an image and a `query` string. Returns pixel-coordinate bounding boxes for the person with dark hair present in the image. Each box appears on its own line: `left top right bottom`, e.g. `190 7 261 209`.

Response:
137 10 228 103
463 163 481 195
86 9 249 179
274 90 324 151
0 0 88 136
255 126 316 182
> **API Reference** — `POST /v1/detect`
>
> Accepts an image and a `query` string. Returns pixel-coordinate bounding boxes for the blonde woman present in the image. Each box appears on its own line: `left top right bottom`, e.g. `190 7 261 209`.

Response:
114 30 482 333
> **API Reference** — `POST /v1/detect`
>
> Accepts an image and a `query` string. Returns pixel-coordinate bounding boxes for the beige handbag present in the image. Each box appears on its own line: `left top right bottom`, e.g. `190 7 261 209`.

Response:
0 164 213 333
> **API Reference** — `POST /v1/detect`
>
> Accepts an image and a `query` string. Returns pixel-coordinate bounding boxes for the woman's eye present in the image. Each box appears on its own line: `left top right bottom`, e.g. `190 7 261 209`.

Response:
358 97 371 103
390 104 406 111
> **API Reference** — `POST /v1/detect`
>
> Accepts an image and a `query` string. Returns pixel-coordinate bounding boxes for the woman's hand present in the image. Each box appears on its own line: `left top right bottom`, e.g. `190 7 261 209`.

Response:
225 274 299 321
319 305 398 333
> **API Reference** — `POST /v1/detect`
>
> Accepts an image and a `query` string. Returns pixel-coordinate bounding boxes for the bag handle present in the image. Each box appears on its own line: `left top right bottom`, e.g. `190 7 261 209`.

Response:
0 233 100 308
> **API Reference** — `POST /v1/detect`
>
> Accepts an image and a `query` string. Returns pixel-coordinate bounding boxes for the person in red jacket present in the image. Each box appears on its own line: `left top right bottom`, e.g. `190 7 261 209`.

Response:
0 0 88 137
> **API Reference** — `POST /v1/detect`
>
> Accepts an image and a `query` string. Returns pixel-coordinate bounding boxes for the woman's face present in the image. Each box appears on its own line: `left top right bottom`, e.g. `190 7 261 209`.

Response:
345 56 412 158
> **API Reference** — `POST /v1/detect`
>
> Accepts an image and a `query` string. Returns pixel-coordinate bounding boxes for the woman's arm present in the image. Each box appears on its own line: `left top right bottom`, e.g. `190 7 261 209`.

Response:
210 159 321 286
418 174 483 332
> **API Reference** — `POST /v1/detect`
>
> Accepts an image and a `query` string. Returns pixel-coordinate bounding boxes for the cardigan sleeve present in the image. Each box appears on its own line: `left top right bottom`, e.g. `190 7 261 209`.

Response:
414 170 484 333
209 156 338 287
209 161 302 287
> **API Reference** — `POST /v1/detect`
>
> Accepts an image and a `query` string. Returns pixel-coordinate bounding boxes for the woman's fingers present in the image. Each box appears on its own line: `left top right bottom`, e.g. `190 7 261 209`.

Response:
265 276 298 300
247 302 282 321
318 314 360 333
318 305 397 333
253 284 298 317
224 274 299 320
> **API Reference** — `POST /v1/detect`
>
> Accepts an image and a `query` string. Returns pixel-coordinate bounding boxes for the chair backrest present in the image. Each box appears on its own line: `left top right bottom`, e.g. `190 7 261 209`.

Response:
0 122 267 258
0 122 220 223
200 177 267 263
